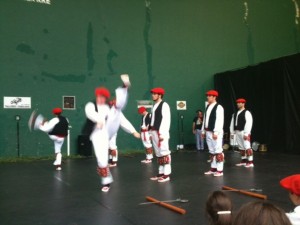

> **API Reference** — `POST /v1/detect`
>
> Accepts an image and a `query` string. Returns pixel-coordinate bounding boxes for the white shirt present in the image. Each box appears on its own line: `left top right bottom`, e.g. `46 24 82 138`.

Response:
120 112 137 134
151 101 171 139
287 205 300 225
39 117 59 133
201 102 224 135
85 102 110 126
230 109 253 136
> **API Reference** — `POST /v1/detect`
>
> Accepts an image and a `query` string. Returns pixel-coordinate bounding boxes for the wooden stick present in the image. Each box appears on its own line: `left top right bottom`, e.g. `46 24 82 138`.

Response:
145 196 186 215
222 186 267 200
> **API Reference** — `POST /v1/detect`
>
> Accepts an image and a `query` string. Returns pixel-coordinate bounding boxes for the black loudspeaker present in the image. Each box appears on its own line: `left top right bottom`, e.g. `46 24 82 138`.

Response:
77 135 93 156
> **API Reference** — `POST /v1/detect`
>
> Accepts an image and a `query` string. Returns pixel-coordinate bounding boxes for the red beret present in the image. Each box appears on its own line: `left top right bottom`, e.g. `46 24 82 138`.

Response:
236 98 246 103
206 90 219 97
151 87 165 95
138 107 147 114
52 107 62 115
95 87 110 98
280 174 300 196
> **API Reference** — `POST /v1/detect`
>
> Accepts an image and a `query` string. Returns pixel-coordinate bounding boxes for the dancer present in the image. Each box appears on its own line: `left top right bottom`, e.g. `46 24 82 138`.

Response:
85 74 130 192
149 87 171 182
108 113 140 167
230 98 254 167
39 107 69 171
138 106 153 163
202 90 224 177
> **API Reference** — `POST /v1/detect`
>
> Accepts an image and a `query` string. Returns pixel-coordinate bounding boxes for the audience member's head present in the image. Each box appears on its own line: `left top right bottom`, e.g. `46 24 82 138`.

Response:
206 191 233 225
232 201 292 225
280 174 300 206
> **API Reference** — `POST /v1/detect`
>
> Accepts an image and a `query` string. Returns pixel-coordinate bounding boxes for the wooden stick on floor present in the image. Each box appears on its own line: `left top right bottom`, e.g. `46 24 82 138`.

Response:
145 196 187 215
222 186 267 200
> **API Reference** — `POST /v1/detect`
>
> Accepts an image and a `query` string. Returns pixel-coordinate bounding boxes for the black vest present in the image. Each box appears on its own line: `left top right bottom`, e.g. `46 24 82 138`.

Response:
152 101 164 130
205 103 219 131
234 109 247 131
48 116 69 136
141 113 152 128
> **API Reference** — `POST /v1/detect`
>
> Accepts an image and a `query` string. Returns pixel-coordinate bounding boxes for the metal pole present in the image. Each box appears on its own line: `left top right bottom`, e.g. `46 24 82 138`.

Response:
17 120 20 157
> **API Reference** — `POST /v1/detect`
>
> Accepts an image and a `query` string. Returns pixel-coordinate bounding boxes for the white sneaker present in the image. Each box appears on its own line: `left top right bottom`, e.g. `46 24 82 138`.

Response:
150 175 162 181
101 186 110 192
141 159 152 164
245 163 254 168
120 74 131 87
207 159 211 163
158 176 170 183
56 166 62 171
214 172 223 177
204 170 215 175
109 163 117 168
236 162 247 167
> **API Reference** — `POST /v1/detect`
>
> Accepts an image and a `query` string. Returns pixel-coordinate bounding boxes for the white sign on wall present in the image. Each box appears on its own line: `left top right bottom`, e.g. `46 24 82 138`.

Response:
3 97 31 109
137 100 153 109
176 101 187 110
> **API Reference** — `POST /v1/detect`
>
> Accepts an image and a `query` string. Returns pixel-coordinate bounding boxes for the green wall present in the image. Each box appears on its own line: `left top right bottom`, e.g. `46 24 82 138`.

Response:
0 0 299 157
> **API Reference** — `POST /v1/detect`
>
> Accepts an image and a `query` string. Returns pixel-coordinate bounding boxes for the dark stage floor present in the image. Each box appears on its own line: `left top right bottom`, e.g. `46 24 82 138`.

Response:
1 151 300 225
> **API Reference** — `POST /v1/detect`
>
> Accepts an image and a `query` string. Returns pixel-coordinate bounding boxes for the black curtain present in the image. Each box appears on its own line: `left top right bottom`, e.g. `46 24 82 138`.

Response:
214 53 300 154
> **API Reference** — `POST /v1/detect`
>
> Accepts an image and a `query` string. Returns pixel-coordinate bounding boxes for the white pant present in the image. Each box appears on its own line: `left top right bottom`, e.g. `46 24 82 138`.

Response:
235 131 251 150
150 131 171 157
206 131 223 154
150 130 171 175
141 131 153 160
91 129 113 185
49 135 65 154
109 133 118 162
235 131 253 162
206 131 224 172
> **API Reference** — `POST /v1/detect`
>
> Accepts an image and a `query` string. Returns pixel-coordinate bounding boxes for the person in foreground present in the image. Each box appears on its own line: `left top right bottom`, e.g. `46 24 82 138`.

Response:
206 191 233 225
232 201 292 225
280 174 300 225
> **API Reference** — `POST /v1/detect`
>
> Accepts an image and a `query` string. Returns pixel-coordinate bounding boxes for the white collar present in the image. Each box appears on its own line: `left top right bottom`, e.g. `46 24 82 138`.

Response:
294 205 300 213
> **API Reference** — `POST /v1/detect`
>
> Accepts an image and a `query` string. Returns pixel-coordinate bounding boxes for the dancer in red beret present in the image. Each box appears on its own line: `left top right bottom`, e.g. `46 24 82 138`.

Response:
84 74 131 192
39 107 69 171
230 98 254 168
280 174 300 224
138 106 153 163
149 87 171 182
202 90 225 177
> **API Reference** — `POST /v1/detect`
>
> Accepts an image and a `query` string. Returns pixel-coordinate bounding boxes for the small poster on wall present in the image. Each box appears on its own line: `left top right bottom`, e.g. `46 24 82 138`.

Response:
176 101 187 110
63 96 76 110
3 96 31 109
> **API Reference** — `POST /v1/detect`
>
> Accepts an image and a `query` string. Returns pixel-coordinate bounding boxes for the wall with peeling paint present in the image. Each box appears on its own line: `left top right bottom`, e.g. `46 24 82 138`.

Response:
0 0 299 157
